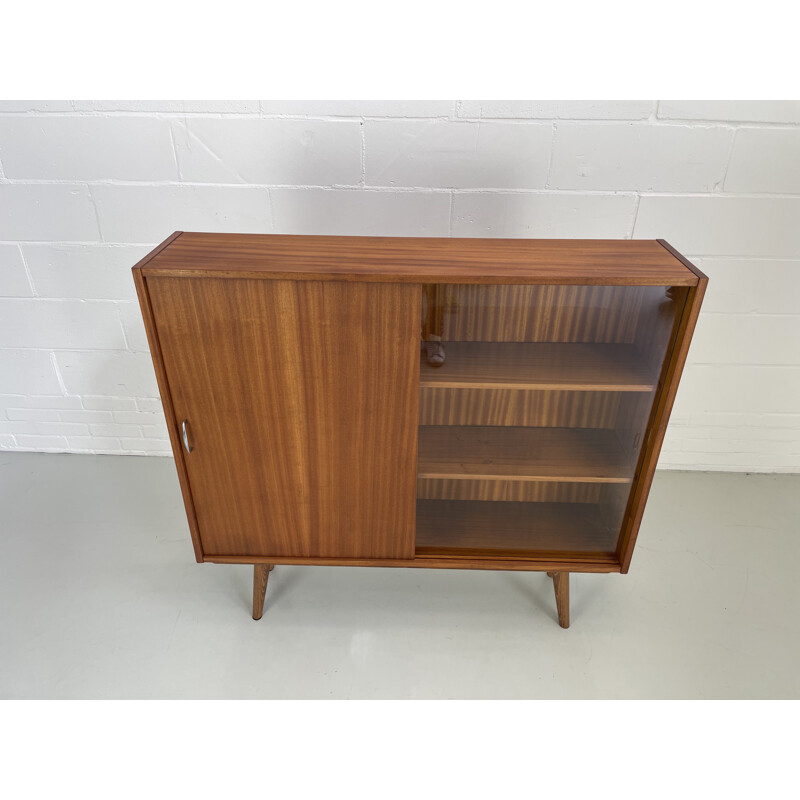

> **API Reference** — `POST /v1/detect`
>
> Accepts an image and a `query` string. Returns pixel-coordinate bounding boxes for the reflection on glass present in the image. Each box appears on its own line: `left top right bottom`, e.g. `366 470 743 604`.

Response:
416 283 686 560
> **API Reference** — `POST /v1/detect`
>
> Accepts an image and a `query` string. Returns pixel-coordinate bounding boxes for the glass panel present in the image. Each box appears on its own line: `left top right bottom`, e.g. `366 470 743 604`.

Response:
416 283 686 560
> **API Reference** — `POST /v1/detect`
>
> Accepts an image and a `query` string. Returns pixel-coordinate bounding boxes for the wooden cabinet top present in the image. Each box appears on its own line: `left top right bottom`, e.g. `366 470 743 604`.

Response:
136 232 704 286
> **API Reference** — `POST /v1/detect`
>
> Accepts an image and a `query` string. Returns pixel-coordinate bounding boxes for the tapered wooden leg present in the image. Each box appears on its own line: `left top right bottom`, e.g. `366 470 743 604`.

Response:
549 572 570 629
253 564 273 620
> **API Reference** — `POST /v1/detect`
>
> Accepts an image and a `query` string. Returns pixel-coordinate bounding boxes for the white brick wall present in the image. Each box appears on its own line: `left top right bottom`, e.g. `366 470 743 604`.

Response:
0 185 100 240
724 128 800 193
0 116 178 181
548 123 734 192
173 117 362 184
0 99 798 472
364 120 553 189
270 188 450 236
451 193 636 237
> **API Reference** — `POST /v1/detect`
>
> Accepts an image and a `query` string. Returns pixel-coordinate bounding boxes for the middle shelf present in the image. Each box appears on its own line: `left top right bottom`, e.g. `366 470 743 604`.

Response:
417 425 635 484
419 342 656 391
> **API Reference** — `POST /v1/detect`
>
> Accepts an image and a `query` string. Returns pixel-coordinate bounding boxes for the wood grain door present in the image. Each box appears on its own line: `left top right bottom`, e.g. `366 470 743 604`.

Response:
146 277 421 559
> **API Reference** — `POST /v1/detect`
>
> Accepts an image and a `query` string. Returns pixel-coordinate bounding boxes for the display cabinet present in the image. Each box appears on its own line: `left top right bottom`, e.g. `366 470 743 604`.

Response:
133 233 706 627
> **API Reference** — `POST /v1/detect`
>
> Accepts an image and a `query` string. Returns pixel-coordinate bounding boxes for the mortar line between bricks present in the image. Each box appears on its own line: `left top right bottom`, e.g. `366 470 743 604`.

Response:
630 194 642 237
692 309 800 318
682 363 800 369
543 122 557 189
447 192 453 236
15 244 38 297
49 353 70 396
0 240 161 246
0 298 139 303
687 257 800 262
86 186 104 242
3 180 798 198
690 363 800 368
685 412 800 418
359 118 366 187
1 108 799 125
700 311 800 317
115 304 131 352
455 117 800 128
168 123 183 181
652 117 800 128
266 188 276 233
0 346 147 354
0 111 458 121
718 128 739 192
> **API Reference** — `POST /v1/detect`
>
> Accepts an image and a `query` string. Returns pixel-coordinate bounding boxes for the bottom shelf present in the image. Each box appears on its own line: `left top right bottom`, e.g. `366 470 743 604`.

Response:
416 499 620 560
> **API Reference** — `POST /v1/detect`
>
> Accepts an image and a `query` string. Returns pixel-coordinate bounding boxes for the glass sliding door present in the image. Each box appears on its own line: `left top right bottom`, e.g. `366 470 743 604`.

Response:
416 283 686 561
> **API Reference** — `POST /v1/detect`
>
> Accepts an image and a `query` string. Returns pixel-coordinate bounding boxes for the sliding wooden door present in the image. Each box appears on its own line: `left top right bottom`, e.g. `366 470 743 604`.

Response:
146 277 421 560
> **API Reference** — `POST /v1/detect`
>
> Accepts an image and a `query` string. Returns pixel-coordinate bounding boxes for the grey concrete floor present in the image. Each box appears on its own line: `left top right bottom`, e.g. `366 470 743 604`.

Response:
0 451 798 699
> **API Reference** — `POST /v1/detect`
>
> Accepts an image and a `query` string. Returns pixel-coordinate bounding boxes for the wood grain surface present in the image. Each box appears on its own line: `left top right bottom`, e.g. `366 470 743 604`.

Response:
416 478 602 503
132 233 703 581
418 387 622 428
419 342 656 391
205 552 621 572
415 500 618 557
433 284 645 342
418 426 634 483
551 572 570 628
252 563 272 620
132 237 205 562
141 233 700 286
146 276 421 559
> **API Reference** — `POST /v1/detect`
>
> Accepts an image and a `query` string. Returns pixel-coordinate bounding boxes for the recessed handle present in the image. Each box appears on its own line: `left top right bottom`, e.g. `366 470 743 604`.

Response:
181 419 193 454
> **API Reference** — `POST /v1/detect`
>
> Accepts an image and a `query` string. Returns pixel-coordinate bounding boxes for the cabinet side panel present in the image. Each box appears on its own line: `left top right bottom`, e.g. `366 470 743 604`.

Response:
146 277 420 560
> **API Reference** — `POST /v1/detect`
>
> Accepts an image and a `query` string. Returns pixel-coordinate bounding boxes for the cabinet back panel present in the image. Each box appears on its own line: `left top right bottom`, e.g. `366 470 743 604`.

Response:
417 479 602 503
147 277 420 559
434 285 644 342
419 388 620 428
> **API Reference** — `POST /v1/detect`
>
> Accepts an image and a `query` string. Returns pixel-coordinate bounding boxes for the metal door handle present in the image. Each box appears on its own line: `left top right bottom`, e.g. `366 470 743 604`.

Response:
181 419 193 454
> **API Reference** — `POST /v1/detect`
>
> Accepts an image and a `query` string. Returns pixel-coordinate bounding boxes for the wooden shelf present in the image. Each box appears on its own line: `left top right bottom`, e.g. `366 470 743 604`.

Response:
416 500 619 557
420 342 656 391
418 426 634 483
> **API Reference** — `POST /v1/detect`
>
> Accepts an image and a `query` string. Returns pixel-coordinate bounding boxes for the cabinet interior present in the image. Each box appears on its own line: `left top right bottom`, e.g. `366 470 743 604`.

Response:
416 283 687 564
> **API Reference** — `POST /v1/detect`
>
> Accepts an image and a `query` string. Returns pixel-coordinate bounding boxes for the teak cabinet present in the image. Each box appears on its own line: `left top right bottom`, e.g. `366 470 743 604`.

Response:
133 232 706 628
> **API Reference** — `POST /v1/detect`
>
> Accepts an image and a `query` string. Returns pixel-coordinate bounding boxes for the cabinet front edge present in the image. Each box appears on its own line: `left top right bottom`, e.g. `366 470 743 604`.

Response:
138 266 699 286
